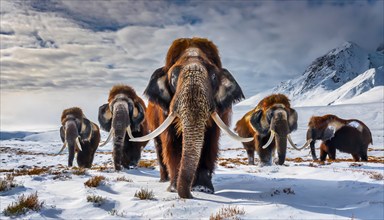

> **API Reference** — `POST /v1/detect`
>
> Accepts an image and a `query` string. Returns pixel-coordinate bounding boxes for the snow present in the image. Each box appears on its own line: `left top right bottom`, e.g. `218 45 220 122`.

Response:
1 101 383 219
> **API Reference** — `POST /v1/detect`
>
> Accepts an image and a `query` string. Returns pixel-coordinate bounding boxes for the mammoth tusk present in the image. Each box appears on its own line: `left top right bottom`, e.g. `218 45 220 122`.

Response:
126 126 134 139
130 112 176 142
211 112 254 142
57 141 67 154
298 139 312 150
75 136 83 151
99 128 114 147
287 134 304 151
261 130 275 149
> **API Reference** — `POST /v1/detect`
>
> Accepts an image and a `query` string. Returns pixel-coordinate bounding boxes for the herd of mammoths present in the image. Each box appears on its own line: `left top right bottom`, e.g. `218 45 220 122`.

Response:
58 37 373 199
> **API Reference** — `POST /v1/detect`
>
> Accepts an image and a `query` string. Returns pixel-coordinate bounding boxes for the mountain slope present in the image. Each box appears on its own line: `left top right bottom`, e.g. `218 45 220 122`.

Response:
241 42 384 107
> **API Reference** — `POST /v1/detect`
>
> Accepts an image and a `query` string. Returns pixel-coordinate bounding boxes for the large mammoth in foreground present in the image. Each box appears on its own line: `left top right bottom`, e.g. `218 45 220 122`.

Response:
130 37 252 198
235 94 300 166
59 107 100 168
98 85 149 170
301 114 372 162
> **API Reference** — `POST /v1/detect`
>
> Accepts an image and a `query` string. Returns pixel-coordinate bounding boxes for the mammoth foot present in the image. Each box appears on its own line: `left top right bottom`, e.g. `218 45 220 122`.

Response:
167 183 177 192
192 185 214 194
159 176 170 182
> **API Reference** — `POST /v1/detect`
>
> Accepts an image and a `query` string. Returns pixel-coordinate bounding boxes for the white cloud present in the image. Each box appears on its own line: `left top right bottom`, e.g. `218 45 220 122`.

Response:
0 0 383 131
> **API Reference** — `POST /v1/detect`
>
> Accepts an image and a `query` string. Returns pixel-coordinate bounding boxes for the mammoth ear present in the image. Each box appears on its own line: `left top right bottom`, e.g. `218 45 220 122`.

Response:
80 118 93 142
288 108 298 132
323 126 336 141
250 110 269 136
131 101 145 132
98 103 112 132
144 67 172 111
215 68 245 111
60 126 65 143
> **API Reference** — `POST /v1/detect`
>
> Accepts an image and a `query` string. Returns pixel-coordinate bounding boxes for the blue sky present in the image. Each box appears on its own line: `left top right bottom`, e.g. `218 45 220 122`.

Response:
0 0 383 131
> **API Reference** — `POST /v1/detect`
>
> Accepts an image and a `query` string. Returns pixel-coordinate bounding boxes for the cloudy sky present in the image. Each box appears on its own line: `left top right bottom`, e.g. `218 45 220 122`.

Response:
1 0 383 131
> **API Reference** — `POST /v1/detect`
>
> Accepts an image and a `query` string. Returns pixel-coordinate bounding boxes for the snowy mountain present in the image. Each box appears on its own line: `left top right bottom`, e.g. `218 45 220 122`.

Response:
241 42 384 107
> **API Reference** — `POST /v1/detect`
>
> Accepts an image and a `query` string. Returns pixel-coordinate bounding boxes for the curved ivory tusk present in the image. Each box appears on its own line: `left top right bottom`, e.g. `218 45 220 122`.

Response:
57 141 67 154
99 128 114 147
287 134 302 150
211 112 254 142
130 112 176 142
261 130 275 149
126 126 134 139
297 139 312 150
75 136 83 151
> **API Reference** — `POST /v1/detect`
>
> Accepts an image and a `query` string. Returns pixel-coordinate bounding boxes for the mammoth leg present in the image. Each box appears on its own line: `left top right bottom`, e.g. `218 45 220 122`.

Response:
154 137 169 182
310 141 318 161
328 146 336 160
352 153 360 162
319 143 328 162
192 126 219 193
256 136 274 166
161 126 182 192
246 149 255 165
360 148 368 162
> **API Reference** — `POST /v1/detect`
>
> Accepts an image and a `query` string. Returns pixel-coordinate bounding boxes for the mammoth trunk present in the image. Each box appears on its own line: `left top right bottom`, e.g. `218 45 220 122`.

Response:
65 120 78 167
112 102 129 170
272 119 289 165
173 69 211 198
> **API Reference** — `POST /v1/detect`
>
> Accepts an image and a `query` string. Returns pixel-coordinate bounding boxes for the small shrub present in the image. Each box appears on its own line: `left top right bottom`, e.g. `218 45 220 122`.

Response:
87 194 106 206
3 192 43 216
137 160 157 168
109 209 126 217
210 205 245 220
369 172 384 180
0 174 18 192
72 168 87 175
134 188 155 200
116 176 133 182
13 167 50 176
84 176 106 187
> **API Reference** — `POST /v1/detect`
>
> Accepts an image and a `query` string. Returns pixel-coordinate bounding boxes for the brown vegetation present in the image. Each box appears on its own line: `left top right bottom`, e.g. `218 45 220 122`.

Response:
3 192 43 216
210 205 245 220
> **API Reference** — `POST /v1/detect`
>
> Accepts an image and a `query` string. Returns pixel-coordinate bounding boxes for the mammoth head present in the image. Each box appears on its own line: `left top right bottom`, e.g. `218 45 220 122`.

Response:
98 85 146 146
144 37 245 114
59 107 93 166
250 94 298 136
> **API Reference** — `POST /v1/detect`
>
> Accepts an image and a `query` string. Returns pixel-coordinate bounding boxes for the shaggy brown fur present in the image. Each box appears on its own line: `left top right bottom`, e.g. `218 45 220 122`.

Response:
61 107 83 124
308 114 372 161
258 94 291 112
165 37 222 71
108 84 146 107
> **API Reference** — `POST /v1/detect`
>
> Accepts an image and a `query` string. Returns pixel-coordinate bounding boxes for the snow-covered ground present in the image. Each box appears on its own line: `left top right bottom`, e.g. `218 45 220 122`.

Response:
1 99 383 219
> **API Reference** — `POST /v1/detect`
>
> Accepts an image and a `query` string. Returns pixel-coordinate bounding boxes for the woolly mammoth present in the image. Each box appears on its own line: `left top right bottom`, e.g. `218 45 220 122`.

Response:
98 85 149 170
59 107 100 168
130 37 252 198
301 114 372 162
235 94 299 166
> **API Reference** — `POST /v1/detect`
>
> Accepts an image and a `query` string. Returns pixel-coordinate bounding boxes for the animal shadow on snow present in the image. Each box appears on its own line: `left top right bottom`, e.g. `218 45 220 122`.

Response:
203 173 383 219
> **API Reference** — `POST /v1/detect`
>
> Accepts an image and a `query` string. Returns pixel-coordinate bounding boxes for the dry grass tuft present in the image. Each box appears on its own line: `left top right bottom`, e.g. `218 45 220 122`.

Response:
0 174 18 192
87 194 106 206
134 188 155 200
13 167 50 176
3 192 43 216
72 167 87 175
210 205 245 220
369 172 383 180
116 176 133 182
84 176 106 187
137 159 157 169
218 157 248 168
